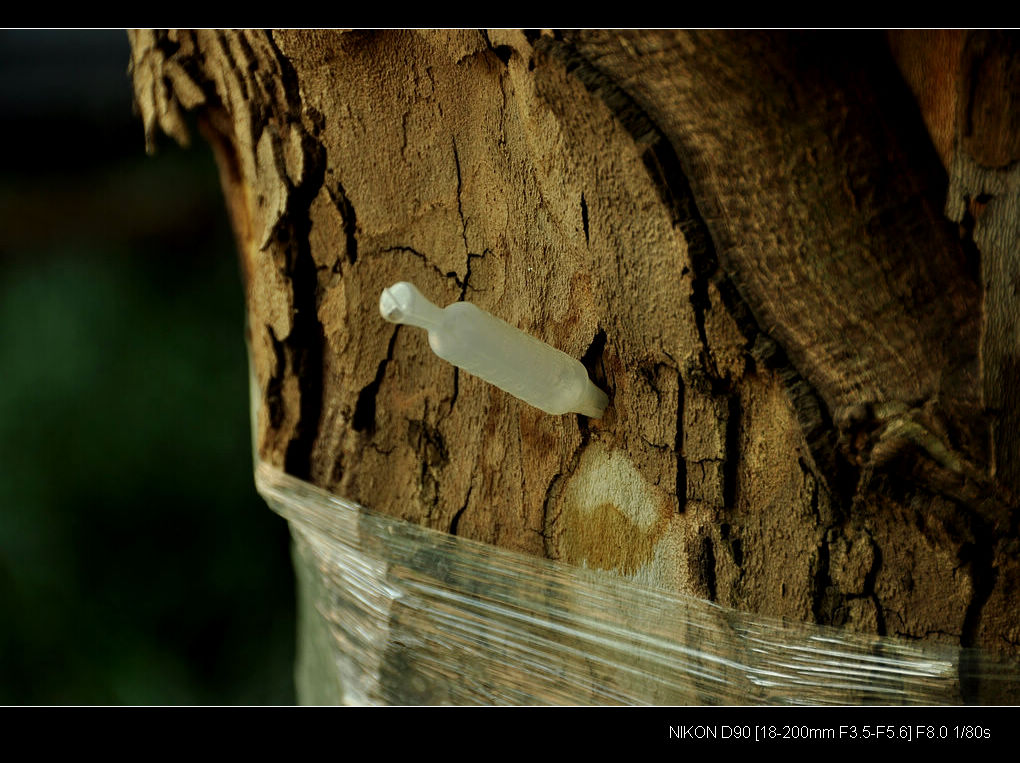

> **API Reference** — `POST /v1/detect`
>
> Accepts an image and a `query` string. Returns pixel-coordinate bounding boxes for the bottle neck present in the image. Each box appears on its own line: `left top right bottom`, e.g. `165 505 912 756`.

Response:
379 282 445 331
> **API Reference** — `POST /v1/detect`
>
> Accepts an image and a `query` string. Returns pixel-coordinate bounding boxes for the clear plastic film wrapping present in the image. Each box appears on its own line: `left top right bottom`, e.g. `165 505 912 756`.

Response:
256 462 1020 705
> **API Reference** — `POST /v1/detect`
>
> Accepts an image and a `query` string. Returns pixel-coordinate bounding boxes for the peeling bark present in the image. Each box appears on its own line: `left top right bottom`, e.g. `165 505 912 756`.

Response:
130 29 1019 660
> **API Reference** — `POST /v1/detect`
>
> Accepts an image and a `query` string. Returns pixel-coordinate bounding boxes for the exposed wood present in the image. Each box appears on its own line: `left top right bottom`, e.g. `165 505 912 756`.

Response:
130 29 1020 663
892 32 1020 509
887 30 965 171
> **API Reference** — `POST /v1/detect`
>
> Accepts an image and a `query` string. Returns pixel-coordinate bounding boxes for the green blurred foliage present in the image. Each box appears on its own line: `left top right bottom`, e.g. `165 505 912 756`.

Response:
0 31 295 704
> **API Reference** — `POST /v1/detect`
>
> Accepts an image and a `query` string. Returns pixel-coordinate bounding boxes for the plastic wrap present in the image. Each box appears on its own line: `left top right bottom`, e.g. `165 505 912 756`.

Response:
256 461 1020 705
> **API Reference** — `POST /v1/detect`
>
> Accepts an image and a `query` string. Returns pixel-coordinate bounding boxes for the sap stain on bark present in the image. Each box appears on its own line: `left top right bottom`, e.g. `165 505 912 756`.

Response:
551 442 674 576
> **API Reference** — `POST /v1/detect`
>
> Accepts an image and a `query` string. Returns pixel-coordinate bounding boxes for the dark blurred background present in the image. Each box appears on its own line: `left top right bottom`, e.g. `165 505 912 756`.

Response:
0 30 296 704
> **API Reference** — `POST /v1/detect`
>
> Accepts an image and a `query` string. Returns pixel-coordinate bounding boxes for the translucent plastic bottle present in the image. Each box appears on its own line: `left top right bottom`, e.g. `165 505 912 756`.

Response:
379 281 609 418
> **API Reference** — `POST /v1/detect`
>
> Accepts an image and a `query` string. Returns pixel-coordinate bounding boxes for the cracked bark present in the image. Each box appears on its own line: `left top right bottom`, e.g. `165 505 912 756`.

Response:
130 30 1020 684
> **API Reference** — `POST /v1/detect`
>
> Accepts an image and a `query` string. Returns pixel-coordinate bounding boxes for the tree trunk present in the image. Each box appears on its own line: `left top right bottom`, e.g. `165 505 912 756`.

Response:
128 30 1019 660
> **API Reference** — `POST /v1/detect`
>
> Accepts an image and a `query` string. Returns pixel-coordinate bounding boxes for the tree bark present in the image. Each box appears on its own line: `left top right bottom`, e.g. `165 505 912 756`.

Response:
129 29 1019 657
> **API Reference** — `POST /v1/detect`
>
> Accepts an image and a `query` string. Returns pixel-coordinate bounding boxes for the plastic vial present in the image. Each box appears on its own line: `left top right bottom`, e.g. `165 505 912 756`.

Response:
379 281 609 418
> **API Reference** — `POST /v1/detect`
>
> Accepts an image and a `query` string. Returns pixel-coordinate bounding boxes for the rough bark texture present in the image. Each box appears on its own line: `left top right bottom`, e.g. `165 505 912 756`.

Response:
129 30 1019 661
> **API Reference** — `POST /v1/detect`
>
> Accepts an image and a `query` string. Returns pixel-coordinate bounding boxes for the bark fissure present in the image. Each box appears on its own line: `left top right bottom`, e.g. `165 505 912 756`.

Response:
699 535 717 600
866 543 887 637
280 178 328 478
352 327 398 434
675 369 687 514
451 138 470 255
408 417 449 521
265 325 286 429
270 38 328 480
578 327 607 387
960 518 996 648
541 427 593 559
479 30 515 68
539 472 564 559
580 191 590 246
383 245 463 287
460 250 483 300
796 456 849 628
723 390 740 510
326 179 358 266
449 485 473 536
449 367 460 414
752 334 845 494
213 31 248 101
811 534 836 626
